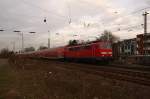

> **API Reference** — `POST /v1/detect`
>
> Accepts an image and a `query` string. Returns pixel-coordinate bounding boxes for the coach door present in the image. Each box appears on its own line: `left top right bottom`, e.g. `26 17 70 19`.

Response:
92 43 99 58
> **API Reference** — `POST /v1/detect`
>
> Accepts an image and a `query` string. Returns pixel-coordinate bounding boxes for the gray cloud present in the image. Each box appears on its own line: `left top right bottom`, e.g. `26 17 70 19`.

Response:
0 0 150 50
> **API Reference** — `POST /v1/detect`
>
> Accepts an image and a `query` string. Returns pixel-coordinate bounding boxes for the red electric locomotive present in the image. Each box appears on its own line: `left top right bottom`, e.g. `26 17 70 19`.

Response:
65 41 112 62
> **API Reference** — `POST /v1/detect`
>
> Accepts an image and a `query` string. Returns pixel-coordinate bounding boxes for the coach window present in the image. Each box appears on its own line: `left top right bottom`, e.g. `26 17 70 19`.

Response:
68 48 73 51
73 48 77 51
75 47 80 51
99 44 104 48
72 48 77 51
80 46 84 50
107 44 112 49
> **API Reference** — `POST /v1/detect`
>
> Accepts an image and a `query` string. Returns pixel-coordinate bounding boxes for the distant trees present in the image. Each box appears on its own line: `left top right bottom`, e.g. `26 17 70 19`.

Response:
24 47 35 52
67 30 120 46
96 30 120 43
38 46 48 50
0 48 14 58
68 40 79 46
23 46 48 52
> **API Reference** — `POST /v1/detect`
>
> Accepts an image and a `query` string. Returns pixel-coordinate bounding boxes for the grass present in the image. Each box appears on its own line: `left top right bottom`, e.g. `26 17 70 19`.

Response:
0 59 14 98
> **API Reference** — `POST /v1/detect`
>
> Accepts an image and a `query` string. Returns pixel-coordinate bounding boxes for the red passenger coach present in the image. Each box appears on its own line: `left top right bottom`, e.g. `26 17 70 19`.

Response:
65 41 112 62
20 47 65 59
36 47 65 59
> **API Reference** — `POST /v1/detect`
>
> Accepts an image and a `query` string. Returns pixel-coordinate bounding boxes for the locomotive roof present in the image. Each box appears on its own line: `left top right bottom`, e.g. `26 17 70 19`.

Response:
67 41 110 48
17 46 65 54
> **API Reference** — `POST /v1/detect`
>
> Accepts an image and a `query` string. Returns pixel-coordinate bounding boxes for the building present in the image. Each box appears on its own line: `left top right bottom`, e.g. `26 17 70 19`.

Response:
120 38 137 56
112 33 150 65
112 38 137 60
137 33 150 55
137 34 144 55
144 33 150 54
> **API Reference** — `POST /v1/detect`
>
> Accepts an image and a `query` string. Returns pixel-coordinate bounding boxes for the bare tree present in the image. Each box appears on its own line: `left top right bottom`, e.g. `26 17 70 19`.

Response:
96 30 120 43
38 46 48 50
0 48 13 58
68 40 79 46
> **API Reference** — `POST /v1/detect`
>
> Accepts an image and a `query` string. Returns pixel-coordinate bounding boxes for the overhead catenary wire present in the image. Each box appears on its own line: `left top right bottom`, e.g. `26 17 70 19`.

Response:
82 5 150 30
1 0 150 36
4 0 150 30
83 7 150 34
20 0 145 28
67 1 72 24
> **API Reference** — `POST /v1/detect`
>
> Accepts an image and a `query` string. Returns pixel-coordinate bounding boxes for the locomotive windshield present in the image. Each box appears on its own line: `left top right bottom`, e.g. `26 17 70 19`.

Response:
100 42 112 49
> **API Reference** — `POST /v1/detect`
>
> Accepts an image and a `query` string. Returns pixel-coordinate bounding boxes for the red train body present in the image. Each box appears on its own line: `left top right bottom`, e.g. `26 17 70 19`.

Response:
17 41 112 62
65 41 112 61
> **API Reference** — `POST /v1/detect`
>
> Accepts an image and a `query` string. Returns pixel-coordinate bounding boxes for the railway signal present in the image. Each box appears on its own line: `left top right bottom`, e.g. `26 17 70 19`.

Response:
13 30 21 33
44 17 47 23
29 32 36 34
44 17 50 49
0 29 4 31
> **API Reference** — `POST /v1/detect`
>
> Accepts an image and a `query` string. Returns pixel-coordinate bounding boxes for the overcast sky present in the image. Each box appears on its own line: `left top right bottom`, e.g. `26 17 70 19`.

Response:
0 0 150 51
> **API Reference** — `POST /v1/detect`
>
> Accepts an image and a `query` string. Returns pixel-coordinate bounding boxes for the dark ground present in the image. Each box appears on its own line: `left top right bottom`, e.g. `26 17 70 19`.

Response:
0 58 150 99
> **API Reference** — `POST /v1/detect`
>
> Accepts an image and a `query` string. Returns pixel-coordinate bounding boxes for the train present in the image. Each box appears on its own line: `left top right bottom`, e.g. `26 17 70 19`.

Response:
17 41 113 63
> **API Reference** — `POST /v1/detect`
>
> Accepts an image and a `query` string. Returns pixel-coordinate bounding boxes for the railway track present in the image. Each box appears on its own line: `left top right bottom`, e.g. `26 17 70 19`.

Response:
108 64 150 72
12 57 150 86
41 59 150 86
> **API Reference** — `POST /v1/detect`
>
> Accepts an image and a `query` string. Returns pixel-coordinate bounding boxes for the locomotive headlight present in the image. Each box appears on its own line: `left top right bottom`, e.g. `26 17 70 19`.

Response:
101 52 107 54
108 52 112 54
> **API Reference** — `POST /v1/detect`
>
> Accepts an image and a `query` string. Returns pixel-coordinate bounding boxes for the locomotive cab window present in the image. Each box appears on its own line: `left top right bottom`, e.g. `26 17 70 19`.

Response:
100 43 112 49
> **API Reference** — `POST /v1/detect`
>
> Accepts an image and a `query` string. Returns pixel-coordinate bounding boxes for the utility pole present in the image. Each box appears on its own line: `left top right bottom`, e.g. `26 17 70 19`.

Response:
48 30 50 49
143 11 149 55
13 31 36 53
44 17 50 49
12 41 15 52
107 32 110 41
21 32 24 52
14 31 24 53
13 42 15 52
143 11 149 34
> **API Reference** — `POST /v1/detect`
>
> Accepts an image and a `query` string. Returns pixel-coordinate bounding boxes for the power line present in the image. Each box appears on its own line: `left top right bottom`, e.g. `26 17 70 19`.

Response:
92 5 150 29
94 7 150 33
3 0 150 30
1 1 150 35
